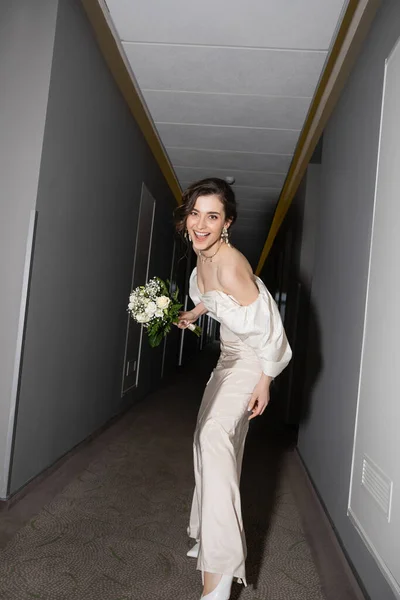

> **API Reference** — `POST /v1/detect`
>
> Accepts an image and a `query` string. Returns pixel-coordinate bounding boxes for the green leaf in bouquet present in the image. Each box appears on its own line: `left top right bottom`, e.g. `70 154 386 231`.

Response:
191 325 202 337
149 331 164 347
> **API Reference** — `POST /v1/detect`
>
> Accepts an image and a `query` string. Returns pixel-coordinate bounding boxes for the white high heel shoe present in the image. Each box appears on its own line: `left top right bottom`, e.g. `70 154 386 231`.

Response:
201 574 233 599
187 541 200 558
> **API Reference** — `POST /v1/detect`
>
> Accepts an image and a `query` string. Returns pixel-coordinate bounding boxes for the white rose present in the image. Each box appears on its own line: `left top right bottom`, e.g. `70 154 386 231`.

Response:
128 302 134 310
155 309 164 319
136 312 150 323
129 294 135 303
145 301 157 315
156 296 170 310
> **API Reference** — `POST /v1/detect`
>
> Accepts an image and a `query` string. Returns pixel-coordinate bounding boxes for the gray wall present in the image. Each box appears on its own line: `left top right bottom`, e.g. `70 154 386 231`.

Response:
298 1 400 598
298 164 321 291
9 0 177 494
0 0 59 497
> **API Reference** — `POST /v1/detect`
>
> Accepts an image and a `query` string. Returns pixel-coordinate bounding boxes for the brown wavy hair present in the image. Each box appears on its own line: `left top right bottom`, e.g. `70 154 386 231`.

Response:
174 178 237 235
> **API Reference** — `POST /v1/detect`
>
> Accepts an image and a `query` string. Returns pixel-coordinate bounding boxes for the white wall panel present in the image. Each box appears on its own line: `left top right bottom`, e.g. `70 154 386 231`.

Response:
179 179 279 202
107 0 347 51
0 0 59 498
124 43 327 97
167 147 292 173
235 213 272 222
348 36 400 597
237 205 275 215
233 186 280 201
143 90 310 130
156 123 299 155
174 166 285 188
237 198 278 206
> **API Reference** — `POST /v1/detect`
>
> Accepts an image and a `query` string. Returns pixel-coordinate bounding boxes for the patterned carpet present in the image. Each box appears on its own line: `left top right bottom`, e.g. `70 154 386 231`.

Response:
0 350 326 600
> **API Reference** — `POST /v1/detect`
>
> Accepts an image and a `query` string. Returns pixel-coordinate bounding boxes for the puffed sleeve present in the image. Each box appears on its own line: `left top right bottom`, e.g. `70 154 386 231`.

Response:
202 280 292 378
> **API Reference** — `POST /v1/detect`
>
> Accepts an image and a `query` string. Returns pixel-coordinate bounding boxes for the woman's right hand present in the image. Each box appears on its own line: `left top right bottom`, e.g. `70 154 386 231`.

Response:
177 310 198 329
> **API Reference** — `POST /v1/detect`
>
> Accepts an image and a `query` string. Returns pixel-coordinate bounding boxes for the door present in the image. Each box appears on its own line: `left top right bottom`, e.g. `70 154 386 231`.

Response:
348 37 400 597
121 183 156 396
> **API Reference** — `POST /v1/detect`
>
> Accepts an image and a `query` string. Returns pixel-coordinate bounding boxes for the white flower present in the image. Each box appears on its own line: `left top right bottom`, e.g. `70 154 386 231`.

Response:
136 312 150 323
145 301 157 315
128 302 135 310
155 309 164 319
156 296 170 310
129 294 135 303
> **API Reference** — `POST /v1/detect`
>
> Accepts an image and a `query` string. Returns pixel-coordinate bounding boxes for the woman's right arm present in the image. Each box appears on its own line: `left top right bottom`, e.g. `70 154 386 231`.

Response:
178 302 208 328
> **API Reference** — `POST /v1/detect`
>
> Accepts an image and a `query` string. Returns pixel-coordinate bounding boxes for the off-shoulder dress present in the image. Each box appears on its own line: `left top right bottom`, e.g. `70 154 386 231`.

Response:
187 268 292 585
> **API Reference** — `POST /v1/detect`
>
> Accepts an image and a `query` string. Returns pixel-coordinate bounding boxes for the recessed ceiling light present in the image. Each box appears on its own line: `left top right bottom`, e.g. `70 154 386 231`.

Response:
225 176 235 184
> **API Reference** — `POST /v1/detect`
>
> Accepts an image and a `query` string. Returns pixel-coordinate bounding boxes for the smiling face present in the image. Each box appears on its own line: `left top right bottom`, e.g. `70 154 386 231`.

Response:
186 194 230 252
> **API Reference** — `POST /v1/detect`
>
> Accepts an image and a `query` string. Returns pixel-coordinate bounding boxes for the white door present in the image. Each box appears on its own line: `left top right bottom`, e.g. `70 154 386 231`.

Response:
348 37 400 597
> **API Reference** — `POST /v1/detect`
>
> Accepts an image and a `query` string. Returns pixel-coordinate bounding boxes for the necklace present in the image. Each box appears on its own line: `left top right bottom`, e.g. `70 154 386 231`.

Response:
199 240 223 263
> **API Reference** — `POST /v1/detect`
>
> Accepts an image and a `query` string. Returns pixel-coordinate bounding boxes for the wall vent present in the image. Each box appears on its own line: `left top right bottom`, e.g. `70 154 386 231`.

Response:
361 455 393 521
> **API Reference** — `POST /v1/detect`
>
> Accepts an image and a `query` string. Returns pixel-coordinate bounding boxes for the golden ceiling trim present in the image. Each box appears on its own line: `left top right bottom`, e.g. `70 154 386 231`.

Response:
255 0 382 275
81 0 182 204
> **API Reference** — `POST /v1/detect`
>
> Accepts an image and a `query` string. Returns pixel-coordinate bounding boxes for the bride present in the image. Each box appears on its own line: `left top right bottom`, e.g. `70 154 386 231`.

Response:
175 178 292 600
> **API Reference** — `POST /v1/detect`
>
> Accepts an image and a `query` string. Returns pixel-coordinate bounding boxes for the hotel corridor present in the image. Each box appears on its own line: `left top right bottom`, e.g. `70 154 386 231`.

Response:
0 346 360 600
2 1 400 598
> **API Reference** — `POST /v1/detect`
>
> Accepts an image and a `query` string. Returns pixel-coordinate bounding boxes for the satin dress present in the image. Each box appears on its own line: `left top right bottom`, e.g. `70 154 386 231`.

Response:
187 268 292 586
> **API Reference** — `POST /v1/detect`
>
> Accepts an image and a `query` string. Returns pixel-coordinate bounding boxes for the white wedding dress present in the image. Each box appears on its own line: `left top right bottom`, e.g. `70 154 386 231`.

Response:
187 268 292 585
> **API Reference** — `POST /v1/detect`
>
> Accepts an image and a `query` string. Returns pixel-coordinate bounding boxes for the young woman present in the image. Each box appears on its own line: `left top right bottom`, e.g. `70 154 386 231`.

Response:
175 178 292 600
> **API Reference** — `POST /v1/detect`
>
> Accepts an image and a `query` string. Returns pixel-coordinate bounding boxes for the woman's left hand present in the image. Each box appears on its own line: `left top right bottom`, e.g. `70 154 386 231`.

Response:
247 377 271 420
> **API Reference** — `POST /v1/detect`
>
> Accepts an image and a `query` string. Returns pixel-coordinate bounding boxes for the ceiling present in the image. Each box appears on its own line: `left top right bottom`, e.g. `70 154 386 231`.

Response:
105 0 348 267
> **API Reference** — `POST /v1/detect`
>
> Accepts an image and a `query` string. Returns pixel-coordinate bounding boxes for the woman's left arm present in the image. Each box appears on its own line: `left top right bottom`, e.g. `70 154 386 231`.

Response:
247 373 273 420
219 265 291 420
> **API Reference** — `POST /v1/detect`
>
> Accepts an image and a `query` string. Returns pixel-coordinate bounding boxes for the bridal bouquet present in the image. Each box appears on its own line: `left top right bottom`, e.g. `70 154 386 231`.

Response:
127 277 202 347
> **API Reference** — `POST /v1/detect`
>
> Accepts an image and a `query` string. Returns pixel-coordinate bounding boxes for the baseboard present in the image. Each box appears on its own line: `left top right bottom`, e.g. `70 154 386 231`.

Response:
348 508 400 599
0 398 143 549
286 448 368 600
0 401 134 507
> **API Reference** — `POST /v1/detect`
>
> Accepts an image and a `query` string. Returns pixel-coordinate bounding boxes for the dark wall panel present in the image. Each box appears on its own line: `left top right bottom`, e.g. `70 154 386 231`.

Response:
10 0 177 493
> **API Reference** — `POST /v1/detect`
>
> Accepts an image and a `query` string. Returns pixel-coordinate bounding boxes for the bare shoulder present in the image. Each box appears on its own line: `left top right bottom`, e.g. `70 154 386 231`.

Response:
217 247 258 304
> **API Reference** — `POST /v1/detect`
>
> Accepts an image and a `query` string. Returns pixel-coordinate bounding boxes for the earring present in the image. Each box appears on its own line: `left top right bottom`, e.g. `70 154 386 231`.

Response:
184 229 192 243
221 226 230 245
